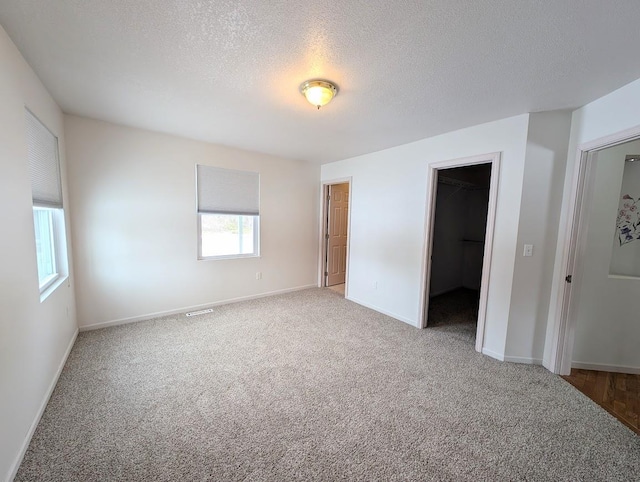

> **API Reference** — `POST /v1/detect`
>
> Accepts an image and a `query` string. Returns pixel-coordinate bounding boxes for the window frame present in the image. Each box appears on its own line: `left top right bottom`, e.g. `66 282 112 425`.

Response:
33 206 58 291
195 164 261 261
25 108 68 300
33 206 67 297
197 213 260 260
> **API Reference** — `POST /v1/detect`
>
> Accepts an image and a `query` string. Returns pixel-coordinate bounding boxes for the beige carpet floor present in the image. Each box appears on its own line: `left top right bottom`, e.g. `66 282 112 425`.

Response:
16 288 640 481
427 288 479 328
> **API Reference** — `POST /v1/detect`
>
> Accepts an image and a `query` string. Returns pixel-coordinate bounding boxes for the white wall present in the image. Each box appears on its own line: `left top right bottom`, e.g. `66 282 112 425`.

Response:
506 111 572 363
544 78 640 372
322 114 531 359
64 116 320 329
571 141 640 371
0 26 77 481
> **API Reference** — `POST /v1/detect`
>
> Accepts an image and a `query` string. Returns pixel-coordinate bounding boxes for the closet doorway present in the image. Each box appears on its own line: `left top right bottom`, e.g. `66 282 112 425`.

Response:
422 153 500 353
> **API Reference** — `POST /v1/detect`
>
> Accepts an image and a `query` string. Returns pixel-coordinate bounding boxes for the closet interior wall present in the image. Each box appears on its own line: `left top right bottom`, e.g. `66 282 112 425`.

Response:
430 178 489 297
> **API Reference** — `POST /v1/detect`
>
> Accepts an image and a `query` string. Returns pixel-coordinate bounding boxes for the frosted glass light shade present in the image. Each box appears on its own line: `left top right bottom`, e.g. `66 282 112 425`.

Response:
300 80 338 109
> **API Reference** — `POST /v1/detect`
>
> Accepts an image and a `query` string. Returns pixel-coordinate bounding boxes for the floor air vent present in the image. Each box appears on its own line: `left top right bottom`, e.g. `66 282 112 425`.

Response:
186 308 214 317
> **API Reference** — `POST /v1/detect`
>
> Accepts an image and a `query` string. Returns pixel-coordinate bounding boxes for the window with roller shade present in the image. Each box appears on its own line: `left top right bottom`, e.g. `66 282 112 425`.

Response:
196 165 260 259
25 108 68 294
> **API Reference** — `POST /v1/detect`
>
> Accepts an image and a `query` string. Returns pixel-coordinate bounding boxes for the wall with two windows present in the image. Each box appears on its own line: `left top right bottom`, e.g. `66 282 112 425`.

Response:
64 115 320 329
0 26 77 481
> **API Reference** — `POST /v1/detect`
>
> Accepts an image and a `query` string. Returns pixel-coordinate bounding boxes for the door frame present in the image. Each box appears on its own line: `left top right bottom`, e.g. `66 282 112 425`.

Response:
419 152 501 354
318 177 352 295
546 125 640 375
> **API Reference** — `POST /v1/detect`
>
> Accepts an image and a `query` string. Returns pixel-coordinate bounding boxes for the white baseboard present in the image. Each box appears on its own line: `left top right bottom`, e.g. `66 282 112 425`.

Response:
346 296 418 328
481 348 542 365
572 361 640 375
503 355 542 365
7 328 78 482
79 285 318 332
482 347 504 361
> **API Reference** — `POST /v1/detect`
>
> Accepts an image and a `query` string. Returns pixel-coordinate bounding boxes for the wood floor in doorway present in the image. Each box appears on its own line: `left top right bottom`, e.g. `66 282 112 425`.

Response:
562 369 639 435
327 283 345 295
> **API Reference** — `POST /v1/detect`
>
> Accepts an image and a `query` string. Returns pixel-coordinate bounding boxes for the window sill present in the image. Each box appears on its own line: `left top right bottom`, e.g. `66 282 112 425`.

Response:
40 275 68 303
198 253 261 261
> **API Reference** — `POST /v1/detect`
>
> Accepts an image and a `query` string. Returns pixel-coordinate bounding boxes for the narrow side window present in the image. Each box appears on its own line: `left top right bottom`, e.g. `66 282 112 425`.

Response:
25 109 67 296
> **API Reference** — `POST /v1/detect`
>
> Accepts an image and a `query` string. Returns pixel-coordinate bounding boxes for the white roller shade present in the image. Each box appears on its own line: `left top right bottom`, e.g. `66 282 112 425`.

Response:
196 165 260 215
25 109 62 208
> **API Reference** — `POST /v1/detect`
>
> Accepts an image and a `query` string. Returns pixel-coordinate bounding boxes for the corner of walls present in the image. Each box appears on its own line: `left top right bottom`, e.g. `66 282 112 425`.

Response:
505 111 572 363
321 114 532 359
0 26 78 482
64 115 320 328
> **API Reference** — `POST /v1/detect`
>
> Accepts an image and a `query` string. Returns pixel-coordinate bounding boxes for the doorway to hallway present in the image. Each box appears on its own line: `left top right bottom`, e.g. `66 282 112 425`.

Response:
321 181 351 297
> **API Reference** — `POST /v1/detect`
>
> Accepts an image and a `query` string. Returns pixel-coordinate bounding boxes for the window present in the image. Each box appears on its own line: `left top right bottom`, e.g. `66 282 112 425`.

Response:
200 214 258 258
25 109 67 294
33 207 57 288
196 165 260 259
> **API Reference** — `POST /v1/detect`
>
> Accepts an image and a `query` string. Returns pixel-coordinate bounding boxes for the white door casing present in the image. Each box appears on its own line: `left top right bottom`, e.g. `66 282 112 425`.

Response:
546 125 640 375
570 143 640 373
421 152 501 354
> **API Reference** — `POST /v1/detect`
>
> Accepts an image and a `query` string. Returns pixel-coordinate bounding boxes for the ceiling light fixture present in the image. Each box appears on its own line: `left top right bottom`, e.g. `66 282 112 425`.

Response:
300 80 338 109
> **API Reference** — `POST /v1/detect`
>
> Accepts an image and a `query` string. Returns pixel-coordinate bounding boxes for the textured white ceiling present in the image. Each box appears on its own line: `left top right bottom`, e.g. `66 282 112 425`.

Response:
2 1 640 163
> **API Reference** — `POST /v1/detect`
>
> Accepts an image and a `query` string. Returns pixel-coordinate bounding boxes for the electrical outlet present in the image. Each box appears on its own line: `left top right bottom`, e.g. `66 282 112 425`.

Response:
256 272 262 280
523 244 534 257
374 281 378 289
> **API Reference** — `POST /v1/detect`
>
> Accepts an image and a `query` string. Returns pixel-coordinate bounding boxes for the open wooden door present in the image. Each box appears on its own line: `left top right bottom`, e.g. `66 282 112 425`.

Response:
326 183 349 286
